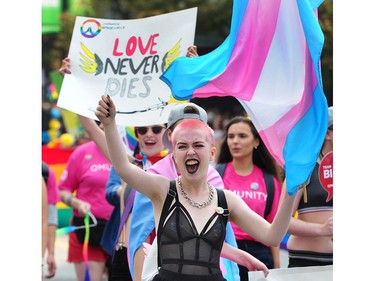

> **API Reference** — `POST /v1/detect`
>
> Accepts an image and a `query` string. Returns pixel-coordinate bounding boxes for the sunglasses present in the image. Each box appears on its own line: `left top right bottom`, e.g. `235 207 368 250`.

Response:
136 126 165 135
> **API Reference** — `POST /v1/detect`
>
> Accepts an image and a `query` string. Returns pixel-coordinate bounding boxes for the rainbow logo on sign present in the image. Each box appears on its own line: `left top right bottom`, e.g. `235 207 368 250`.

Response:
80 19 102 38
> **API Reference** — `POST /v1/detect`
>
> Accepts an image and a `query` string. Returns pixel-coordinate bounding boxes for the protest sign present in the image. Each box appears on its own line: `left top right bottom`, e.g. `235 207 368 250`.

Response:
319 151 333 202
58 8 197 126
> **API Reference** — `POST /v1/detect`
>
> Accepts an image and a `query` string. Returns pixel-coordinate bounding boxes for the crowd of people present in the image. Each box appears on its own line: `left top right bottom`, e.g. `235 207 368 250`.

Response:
42 47 333 281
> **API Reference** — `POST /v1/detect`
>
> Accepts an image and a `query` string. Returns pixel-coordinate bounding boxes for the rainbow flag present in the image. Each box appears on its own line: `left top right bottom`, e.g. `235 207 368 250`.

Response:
161 0 328 195
124 126 138 153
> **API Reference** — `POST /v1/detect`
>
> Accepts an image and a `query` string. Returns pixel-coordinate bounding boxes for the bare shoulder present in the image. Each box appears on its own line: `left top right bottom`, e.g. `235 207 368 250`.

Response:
222 189 242 207
147 174 176 217
221 189 250 222
222 189 260 225
148 174 173 201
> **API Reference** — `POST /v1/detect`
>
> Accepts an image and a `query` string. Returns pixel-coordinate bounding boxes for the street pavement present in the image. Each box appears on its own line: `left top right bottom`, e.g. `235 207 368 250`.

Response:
51 234 289 280
50 234 75 281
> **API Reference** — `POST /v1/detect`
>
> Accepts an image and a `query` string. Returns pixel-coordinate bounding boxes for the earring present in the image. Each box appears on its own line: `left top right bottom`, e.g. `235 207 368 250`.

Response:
254 146 258 150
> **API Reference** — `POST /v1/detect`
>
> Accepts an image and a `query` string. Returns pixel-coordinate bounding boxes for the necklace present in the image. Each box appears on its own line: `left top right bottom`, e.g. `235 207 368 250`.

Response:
177 176 214 209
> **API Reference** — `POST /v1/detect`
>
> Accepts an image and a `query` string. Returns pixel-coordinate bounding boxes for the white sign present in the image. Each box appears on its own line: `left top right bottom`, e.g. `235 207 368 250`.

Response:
249 265 333 281
58 8 197 126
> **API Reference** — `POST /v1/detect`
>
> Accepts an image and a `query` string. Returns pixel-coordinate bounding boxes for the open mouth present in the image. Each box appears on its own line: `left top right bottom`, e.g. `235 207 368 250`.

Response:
144 140 156 147
185 159 199 174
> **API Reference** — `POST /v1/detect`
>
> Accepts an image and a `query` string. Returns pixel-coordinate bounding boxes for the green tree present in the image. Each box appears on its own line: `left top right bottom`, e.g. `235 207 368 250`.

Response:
319 0 333 106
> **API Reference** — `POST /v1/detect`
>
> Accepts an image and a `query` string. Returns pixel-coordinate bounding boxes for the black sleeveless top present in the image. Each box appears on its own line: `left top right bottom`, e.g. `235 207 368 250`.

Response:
156 181 229 276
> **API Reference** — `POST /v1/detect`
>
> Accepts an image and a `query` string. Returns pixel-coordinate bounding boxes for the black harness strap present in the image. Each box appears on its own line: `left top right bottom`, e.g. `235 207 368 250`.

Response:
157 181 177 268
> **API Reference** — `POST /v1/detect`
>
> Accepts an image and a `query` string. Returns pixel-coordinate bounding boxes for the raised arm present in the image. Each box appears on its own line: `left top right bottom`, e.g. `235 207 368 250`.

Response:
59 57 140 163
226 181 296 247
59 57 110 160
79 116 111 160
95 95 169 203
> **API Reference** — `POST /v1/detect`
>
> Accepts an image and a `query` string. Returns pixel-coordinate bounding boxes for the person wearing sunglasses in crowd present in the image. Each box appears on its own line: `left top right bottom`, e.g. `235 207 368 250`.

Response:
95 94 296 281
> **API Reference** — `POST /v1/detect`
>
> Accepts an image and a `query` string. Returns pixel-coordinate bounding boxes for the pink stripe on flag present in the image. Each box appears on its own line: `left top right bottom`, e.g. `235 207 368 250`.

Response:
259 45 318 167
193 0 281 100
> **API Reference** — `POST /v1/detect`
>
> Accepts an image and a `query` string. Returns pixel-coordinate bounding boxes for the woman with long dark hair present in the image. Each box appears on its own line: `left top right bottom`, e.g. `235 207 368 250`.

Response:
216 116 284 280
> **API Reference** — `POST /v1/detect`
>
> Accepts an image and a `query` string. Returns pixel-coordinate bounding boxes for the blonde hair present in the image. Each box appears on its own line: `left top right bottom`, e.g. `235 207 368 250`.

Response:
171 119 214 147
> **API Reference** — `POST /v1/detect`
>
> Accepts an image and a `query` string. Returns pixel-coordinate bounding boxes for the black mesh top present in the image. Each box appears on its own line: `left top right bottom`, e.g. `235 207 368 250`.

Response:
156 181 229 276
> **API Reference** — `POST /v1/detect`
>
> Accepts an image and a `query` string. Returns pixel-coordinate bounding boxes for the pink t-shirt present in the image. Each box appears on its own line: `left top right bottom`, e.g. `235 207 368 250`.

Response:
46 166 58 204
223 162 281 241
58 141 113 220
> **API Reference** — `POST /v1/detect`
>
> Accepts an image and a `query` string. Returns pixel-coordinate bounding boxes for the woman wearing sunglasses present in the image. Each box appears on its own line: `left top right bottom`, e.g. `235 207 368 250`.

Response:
136 125 164 135
133 125 167 165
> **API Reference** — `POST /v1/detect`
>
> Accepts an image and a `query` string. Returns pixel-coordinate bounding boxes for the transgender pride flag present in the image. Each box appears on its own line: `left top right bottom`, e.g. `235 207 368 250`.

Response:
161 0 328 195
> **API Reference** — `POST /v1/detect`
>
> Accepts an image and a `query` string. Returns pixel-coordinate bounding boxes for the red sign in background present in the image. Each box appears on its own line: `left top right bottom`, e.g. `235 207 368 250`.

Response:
318 151 333 202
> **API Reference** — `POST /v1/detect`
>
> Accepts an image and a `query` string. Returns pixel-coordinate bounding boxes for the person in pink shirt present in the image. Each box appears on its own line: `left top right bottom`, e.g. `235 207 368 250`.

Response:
58 137 113 281
216 116 284 280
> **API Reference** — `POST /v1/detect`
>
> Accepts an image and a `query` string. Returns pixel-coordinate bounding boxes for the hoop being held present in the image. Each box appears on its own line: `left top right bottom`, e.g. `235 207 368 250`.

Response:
95 94 296 281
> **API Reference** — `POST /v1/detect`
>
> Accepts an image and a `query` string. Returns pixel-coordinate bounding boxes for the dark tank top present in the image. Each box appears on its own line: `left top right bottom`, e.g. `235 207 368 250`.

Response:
297 163 333 214
156 181 229 276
